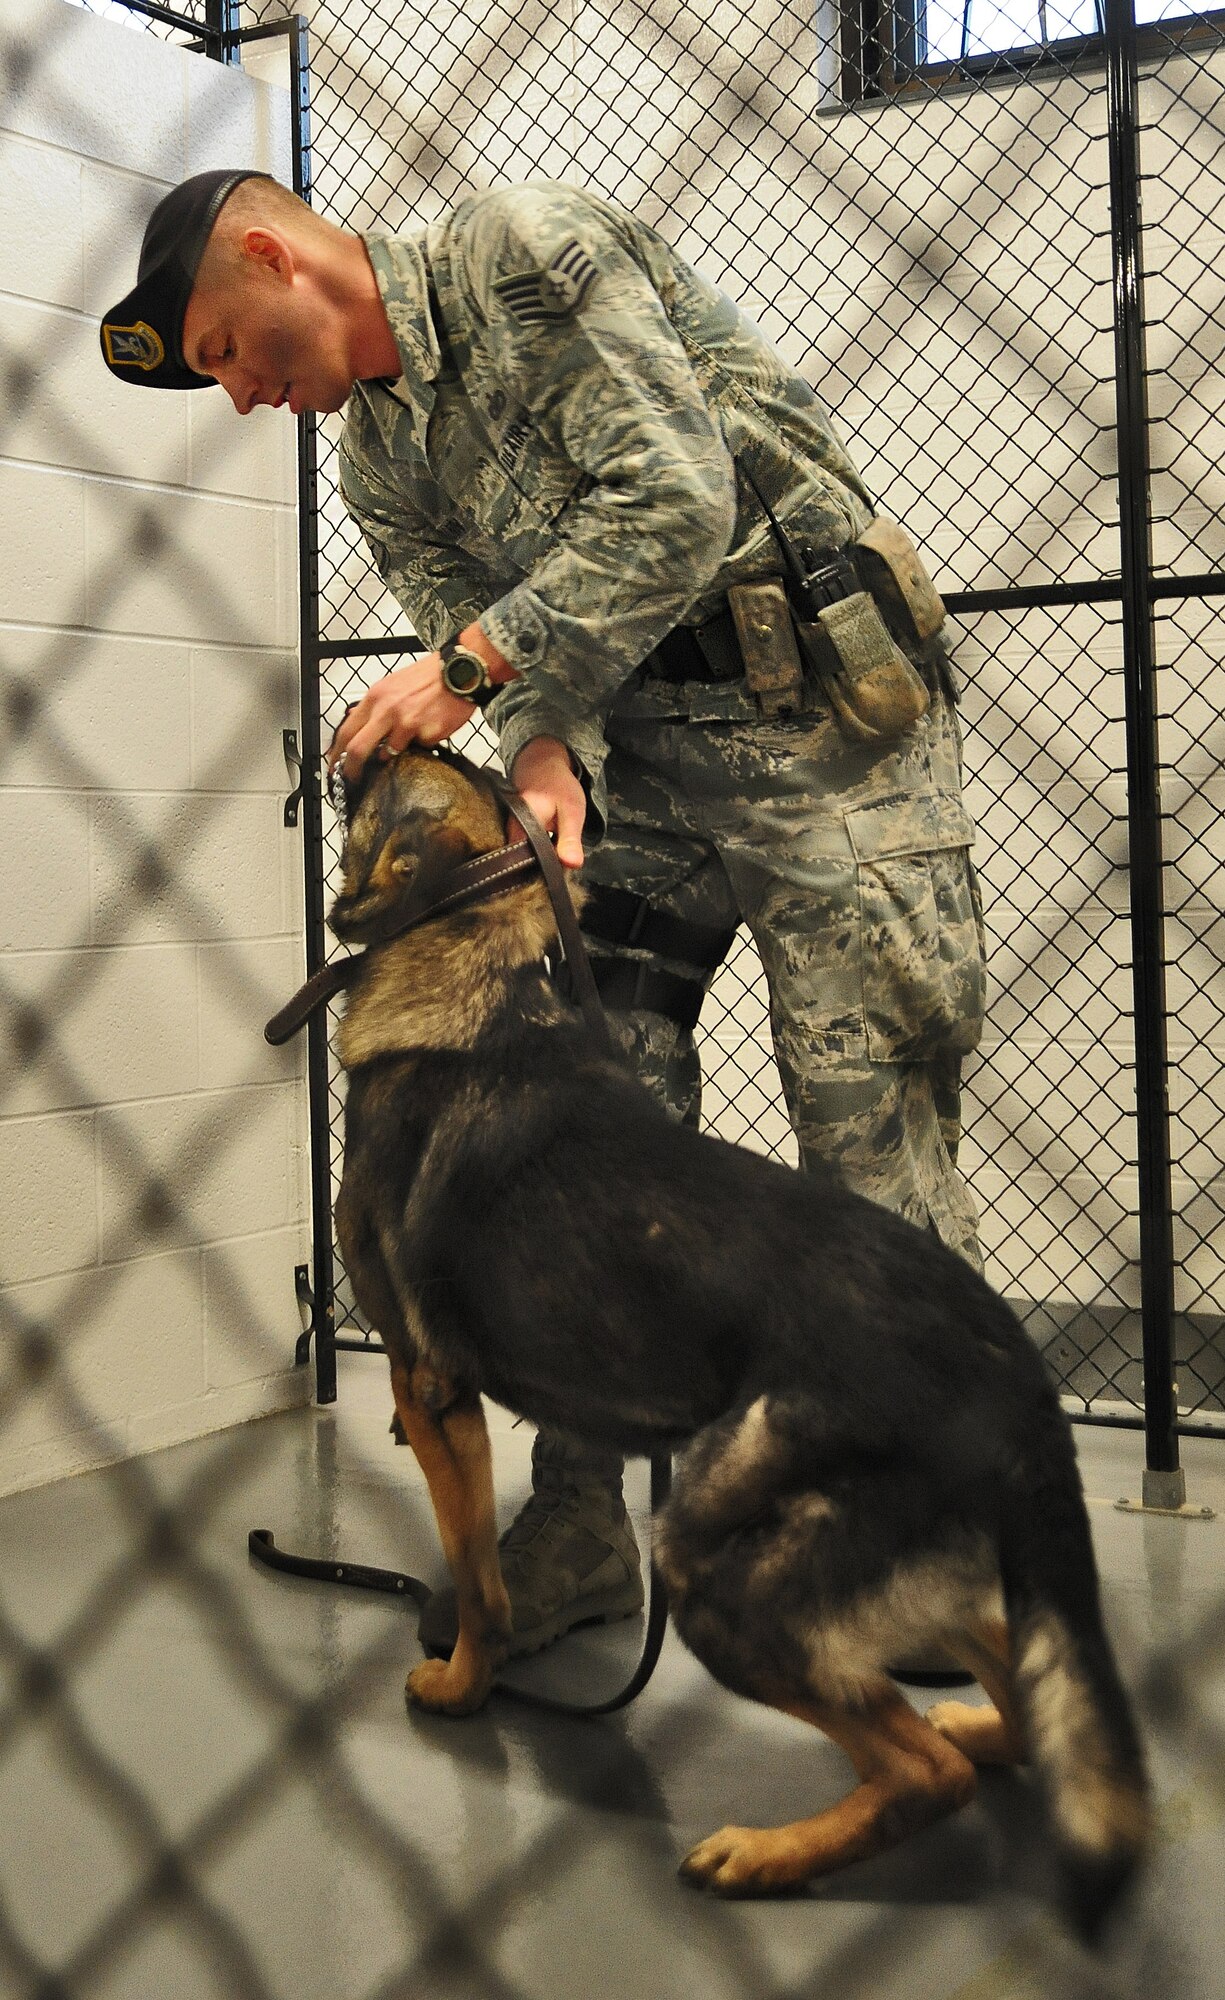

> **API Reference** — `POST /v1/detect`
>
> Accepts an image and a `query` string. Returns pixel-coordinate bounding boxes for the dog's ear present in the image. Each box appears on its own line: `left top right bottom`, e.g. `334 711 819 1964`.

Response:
329 809 469 945
328 753 502 945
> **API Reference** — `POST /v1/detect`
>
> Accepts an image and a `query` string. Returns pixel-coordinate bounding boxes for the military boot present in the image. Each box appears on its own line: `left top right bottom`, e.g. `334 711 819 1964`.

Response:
416 1428 644 1660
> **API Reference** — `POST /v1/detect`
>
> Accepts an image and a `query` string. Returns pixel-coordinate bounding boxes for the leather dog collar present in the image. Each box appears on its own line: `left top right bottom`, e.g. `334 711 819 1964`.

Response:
266 784 615 1058
264 840 541 1046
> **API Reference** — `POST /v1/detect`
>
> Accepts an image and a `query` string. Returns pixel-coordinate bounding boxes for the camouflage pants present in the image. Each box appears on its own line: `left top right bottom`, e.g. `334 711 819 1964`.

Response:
580 678 987 1270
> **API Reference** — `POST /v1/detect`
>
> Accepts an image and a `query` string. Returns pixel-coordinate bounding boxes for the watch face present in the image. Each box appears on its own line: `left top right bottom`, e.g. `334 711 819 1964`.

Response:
444 651 485 698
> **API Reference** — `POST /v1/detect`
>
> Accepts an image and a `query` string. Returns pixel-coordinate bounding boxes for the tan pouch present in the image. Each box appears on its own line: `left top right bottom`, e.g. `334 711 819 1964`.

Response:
855 517 945 644
727 579 805 718
803 591 930 742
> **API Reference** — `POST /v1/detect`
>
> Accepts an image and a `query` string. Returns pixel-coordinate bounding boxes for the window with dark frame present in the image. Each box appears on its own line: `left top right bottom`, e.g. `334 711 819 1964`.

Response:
840 0 1225 98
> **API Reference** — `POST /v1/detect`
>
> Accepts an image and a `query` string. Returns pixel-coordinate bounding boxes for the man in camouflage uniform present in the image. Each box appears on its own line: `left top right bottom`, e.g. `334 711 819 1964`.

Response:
102 170 986 1664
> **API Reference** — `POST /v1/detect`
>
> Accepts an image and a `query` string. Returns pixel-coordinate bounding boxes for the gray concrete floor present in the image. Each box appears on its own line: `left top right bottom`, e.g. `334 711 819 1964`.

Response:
1 1357 1223 2000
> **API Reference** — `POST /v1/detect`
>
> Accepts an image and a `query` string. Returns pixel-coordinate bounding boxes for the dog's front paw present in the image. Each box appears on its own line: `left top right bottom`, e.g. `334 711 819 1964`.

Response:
679 1825 806 1898
405 1655 492 1717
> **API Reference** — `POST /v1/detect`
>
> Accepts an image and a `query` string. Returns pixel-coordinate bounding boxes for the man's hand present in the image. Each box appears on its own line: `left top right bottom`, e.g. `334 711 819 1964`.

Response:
328 624 515 780
509 737 586 870
328 652 473 779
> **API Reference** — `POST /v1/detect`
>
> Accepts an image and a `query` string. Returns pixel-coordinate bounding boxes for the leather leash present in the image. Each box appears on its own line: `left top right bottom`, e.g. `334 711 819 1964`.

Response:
252 773 672 1716
263 788 613 1055
496 785 617 1058
249 1443 671 1719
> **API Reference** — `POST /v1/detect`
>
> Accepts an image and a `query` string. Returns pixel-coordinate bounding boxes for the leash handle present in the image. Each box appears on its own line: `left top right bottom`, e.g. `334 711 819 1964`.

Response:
247 1528 431 1605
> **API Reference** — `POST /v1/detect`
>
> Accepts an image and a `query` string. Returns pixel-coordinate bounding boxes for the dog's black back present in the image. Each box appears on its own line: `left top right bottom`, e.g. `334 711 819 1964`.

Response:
343 980 1042 1463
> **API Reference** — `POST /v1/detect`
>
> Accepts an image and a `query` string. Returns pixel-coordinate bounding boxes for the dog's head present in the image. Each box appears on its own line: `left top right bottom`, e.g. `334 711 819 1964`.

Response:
329 747 508 946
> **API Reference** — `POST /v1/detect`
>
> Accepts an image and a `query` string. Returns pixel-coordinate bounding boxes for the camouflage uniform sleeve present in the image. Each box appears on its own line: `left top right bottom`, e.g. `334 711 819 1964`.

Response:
460 188 739 737
340 419 614 823
338 444 488 651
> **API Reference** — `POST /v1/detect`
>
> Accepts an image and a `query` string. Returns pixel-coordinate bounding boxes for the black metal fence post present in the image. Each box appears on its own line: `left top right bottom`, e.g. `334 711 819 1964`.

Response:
203 0 240 62
287 17 338 1405
1104 0 1181 1500
297 407 338 1406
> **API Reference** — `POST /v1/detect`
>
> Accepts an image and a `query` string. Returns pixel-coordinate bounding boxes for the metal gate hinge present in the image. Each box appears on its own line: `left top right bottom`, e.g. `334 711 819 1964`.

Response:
294 1262 314 1366
283 730 305 827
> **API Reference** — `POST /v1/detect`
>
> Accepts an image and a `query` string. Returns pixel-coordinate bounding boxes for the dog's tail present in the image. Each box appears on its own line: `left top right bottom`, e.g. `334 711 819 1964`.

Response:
999 1417 1151 1944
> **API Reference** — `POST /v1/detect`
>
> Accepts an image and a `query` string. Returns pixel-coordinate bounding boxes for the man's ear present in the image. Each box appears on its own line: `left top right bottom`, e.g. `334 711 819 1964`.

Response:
240 227 295 286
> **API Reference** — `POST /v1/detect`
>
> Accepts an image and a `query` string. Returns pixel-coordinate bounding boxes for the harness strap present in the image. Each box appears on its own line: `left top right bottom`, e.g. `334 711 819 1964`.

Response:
579 881 737 971
585 959 707 1032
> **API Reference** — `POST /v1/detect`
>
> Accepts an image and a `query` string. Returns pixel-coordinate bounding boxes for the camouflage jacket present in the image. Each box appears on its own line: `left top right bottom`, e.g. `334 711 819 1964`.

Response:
339 181 874 798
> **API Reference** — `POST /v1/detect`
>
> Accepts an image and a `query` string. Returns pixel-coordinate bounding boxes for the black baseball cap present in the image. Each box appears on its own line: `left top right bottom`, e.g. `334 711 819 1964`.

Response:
99 168 270 390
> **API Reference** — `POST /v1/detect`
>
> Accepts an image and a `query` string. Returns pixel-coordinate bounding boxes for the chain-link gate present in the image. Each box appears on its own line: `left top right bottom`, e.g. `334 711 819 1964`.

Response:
210 0 1225 1468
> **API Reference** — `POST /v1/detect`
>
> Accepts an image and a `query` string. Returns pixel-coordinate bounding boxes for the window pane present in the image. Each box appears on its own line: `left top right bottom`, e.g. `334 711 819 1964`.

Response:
921 0 1205 61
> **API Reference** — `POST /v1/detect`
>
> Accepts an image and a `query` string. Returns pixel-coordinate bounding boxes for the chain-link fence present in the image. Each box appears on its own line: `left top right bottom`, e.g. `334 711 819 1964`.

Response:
2 0 1224 1994
236 0 1225 1443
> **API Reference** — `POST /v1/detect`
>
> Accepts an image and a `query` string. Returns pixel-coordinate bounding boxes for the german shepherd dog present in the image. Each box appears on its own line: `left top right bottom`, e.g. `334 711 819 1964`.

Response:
328 746 1149 1933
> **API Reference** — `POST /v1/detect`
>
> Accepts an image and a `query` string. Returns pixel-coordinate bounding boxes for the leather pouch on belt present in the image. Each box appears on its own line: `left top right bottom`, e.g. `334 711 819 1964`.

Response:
798 592 930 743
727 579 805 719
854 517 946 646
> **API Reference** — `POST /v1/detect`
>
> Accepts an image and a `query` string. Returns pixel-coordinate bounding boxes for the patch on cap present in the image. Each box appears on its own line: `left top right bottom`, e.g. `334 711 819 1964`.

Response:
101 320 166 372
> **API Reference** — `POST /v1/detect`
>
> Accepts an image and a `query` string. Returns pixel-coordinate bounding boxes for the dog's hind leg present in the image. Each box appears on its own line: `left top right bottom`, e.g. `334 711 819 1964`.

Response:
929 1618 1027 1767
661 1401 978 1896
680 1686 977 1896
388 1362 512 1717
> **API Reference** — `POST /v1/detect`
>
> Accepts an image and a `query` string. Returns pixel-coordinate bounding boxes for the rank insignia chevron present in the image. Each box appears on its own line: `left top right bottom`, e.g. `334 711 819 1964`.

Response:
493 240 599 323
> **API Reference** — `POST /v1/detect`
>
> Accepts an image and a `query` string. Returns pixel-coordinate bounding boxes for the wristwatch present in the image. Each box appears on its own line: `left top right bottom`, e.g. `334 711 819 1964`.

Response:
439 637 498 708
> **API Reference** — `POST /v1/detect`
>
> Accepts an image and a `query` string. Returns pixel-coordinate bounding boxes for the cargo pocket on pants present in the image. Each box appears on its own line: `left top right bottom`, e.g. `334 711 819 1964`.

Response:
847 791 986 1065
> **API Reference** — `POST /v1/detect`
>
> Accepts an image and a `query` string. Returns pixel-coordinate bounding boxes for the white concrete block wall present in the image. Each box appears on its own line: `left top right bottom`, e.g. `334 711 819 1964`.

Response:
0 0 311 1497
298 0 1224 1329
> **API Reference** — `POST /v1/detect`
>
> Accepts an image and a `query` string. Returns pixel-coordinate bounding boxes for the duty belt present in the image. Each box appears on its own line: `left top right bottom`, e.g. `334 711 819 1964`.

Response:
644 550 861 685
644 604 742 684
643 536 946 738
